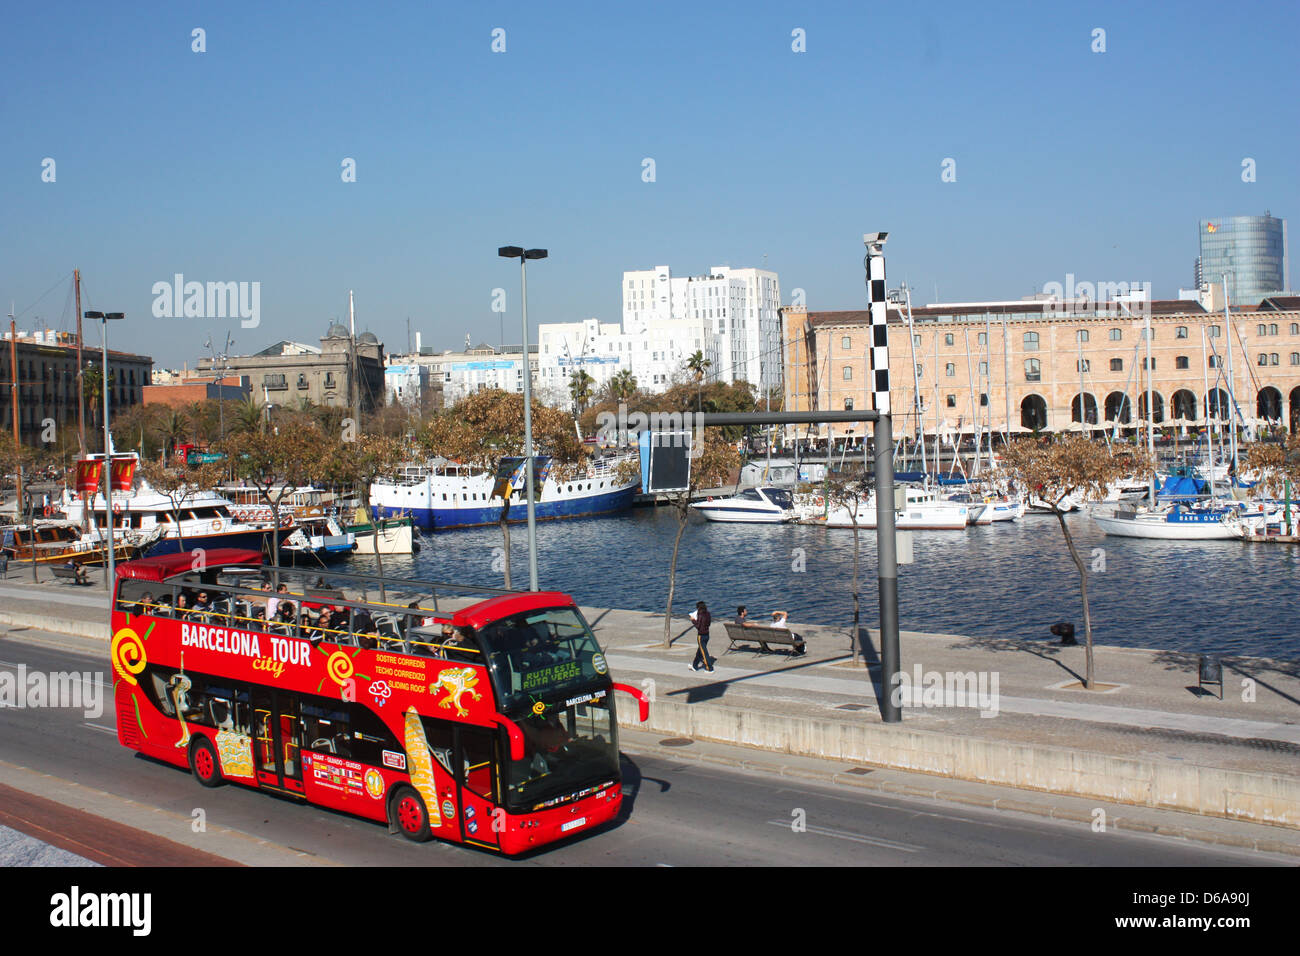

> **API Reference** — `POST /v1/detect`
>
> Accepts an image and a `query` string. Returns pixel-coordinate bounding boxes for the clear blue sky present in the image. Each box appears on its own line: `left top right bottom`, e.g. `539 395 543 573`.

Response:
2 0 1295 366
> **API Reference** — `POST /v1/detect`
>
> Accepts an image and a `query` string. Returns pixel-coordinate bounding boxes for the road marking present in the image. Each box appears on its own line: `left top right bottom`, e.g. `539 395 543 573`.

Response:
83 723 117 735
767 820 923 852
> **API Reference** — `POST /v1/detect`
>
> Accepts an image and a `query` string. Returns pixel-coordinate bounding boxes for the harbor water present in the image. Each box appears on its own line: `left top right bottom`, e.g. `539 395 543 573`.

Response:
368 509 1300 660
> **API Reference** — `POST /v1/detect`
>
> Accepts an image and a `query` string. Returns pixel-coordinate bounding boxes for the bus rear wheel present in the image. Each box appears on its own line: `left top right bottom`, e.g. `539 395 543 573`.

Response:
390 786 432 842
189 737 225 788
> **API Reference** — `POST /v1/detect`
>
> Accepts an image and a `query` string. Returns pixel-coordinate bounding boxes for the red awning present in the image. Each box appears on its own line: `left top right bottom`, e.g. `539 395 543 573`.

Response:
452 591 575 631
115 549 265 582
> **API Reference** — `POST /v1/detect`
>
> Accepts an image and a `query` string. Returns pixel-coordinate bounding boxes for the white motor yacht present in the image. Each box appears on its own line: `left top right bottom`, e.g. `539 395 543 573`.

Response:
691 487 794 523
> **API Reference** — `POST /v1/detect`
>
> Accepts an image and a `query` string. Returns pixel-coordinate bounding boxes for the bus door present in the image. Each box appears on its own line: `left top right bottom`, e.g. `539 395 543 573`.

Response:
252 689 305 795
456 726 501 849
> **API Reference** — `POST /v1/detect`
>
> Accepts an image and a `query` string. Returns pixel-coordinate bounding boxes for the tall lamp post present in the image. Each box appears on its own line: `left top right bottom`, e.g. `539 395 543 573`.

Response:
497 245 547 591
204 331 234 447
84 311 124 587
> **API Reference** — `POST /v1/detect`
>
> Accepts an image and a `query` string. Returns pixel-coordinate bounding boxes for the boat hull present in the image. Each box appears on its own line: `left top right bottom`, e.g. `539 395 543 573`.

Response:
373 483 637 531
1091 512 1237 540
143 528 291 556
690 505 790 523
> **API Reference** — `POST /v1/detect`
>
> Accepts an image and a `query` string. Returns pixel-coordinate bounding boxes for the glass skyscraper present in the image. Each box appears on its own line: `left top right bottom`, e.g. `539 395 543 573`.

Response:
1198 214 1288 304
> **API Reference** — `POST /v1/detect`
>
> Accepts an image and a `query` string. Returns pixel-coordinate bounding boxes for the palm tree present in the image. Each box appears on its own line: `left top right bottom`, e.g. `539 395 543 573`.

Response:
685 351 711 411
232 397 265 435
160 409 190 463
610 368 638 402
569 370 596 414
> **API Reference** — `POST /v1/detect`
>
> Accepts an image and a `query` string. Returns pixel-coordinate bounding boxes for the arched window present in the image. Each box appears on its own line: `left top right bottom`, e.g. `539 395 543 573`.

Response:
844 398 853 411
1024 358 1041 382
1175 326 1188 339
945 363 955 377
1078 329 1089 343
1023 331 1040 350
1290 352 1300 366
1020 394 1047 430
1109 328 1122 341
944 334 954 346
1258 324 1268 337
842 366 852 380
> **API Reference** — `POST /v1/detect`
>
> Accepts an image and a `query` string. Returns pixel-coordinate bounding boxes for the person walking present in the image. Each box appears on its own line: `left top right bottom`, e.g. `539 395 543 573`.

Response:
689 600 714 673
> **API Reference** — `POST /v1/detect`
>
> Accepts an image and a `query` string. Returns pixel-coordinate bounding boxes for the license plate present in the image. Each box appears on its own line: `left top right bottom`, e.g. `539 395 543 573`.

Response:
560 817 586 833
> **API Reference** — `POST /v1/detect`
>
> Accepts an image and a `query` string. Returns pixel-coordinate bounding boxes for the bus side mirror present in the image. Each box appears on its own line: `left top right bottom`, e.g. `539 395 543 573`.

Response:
495 714 525 761
612 683 650 722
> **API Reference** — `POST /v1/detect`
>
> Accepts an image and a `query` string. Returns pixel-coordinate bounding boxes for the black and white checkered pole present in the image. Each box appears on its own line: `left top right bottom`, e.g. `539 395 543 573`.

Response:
865 233 902 723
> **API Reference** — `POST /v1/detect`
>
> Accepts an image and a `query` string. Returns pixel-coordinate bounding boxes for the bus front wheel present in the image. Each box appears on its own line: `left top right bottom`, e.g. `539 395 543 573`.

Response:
189 737 225 788
390 786 432 842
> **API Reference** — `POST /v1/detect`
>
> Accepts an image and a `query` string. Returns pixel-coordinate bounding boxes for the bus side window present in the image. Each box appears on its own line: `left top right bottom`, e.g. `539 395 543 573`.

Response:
116 579 155 615
419 717 455 776
301 699 351 758
348 704 402 767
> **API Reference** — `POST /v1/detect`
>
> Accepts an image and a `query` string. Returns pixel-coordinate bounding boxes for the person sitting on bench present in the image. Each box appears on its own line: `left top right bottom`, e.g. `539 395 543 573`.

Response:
769 611 806 656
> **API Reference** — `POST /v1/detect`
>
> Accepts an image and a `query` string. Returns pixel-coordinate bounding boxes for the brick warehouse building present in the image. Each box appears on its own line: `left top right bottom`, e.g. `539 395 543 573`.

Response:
782 294 1300 442
1 330 151 446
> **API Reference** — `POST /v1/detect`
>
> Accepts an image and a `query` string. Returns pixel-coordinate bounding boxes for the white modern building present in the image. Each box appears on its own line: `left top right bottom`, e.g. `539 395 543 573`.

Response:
621 264 783 394
384 363 429 409
389 343 539 407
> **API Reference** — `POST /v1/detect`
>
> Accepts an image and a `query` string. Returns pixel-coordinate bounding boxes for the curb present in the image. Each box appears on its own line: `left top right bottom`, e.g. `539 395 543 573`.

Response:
619 739 1300 858
0 611 109 641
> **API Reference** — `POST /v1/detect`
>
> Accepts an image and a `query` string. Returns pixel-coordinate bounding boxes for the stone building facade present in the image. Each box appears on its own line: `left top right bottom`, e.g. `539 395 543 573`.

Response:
783 296 1300 440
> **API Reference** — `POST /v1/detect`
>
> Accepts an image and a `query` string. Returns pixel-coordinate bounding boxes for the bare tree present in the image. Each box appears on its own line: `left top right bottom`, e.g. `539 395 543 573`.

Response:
825 471 873 664
999 437 1149 688
661 429 738 647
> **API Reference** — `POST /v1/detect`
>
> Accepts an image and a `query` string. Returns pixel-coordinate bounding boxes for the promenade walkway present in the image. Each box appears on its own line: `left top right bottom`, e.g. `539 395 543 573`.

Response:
3 566 1297 845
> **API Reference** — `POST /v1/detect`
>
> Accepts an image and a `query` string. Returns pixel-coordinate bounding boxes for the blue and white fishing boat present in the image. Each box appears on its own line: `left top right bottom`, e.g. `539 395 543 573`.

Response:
369 454 639 531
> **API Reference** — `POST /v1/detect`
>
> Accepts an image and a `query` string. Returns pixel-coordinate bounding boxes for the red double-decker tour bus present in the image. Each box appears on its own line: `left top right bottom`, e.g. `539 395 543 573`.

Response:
109 549 648 854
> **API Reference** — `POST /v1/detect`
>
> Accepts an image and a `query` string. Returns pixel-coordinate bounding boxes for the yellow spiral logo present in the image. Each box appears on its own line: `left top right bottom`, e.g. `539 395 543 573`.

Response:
326 651 354 686
531 700 546 716
111 627 147 686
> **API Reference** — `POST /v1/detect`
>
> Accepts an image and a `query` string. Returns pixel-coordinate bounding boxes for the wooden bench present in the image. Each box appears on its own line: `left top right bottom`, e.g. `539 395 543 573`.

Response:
722 622 806 656
51 564 92 586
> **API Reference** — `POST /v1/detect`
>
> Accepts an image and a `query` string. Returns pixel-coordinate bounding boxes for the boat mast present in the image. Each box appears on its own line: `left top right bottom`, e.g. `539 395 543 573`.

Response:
1221 274 1238 472
349 289 360 424
74 269 85 455
903 286 926 473
1001 313 1012 446
1201 326 1215 501
962 326 979 478
9 312 22 512
1144 306 1155 504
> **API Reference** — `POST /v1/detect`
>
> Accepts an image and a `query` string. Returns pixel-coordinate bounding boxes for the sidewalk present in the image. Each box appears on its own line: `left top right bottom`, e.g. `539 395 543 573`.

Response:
4 571 1298 834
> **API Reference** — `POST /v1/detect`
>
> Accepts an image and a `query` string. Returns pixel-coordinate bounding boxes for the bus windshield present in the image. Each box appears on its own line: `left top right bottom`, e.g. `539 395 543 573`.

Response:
473 606 607 714
506 691 619 811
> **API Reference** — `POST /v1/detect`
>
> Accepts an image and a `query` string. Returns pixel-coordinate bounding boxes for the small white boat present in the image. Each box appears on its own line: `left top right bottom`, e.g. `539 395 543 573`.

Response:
282 515 356 563
1092 502 1272 540
691 487 794 523
825 486 969 530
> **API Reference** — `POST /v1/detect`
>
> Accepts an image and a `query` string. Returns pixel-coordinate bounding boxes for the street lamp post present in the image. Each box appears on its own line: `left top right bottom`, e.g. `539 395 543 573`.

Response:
84 311 124 588
498 245 548 591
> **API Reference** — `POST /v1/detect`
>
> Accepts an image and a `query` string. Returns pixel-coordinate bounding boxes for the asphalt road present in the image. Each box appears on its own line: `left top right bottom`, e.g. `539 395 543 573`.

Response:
0 628 1289 867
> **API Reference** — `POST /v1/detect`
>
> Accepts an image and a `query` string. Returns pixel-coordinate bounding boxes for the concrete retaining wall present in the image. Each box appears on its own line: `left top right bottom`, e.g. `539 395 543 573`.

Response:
622 696 1300 829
